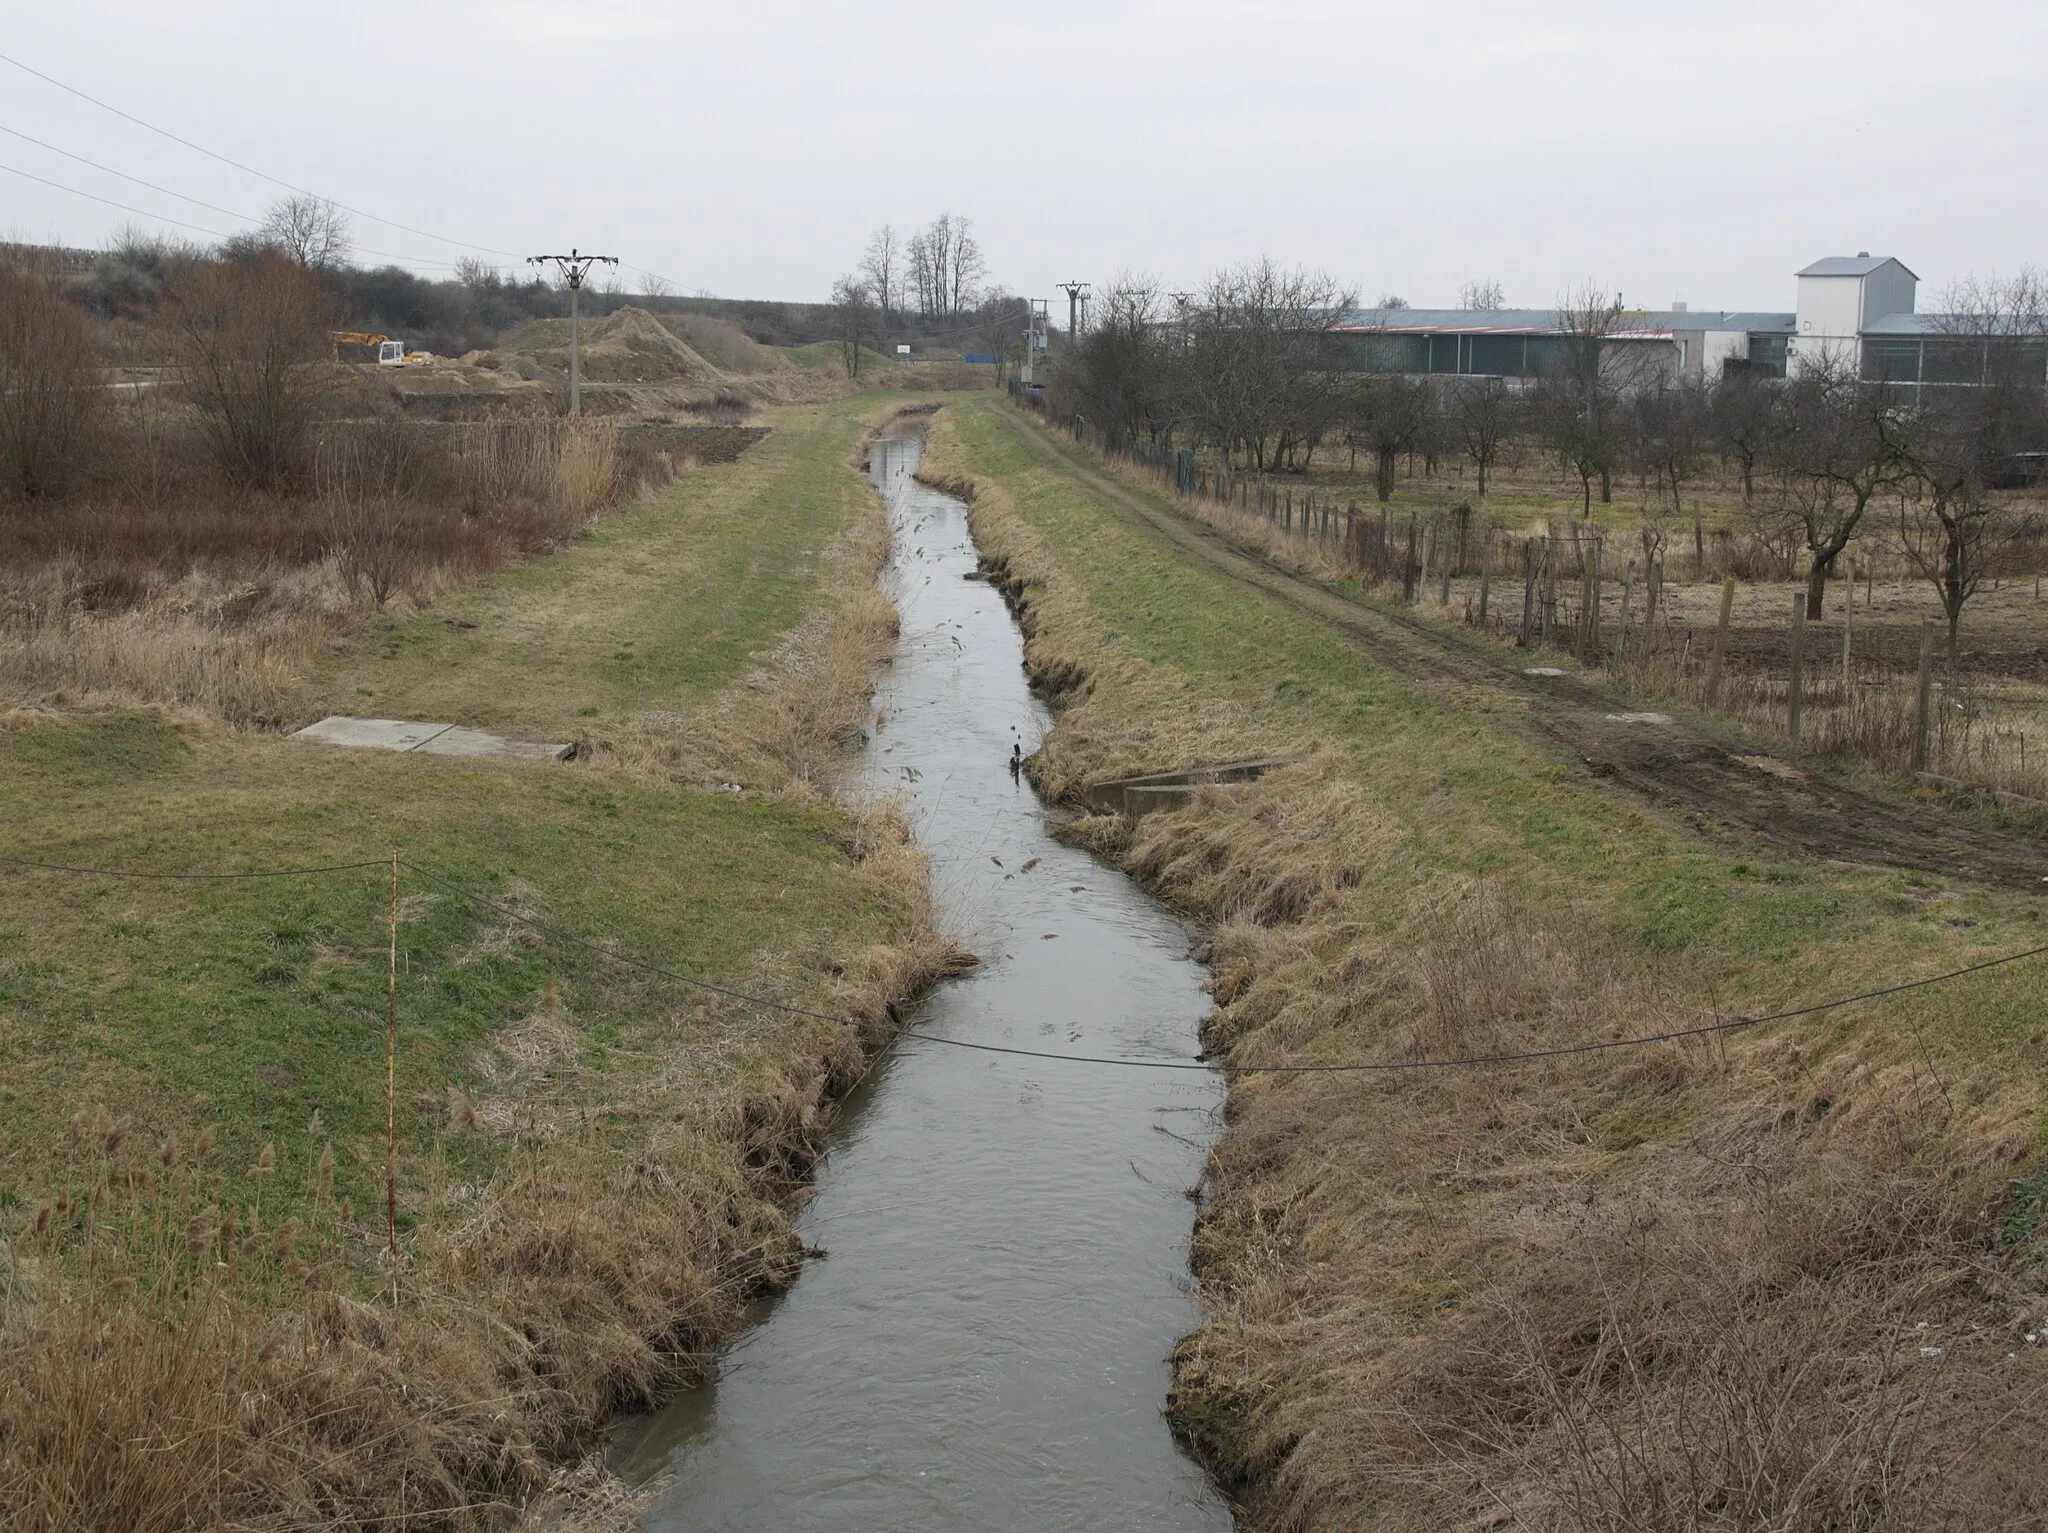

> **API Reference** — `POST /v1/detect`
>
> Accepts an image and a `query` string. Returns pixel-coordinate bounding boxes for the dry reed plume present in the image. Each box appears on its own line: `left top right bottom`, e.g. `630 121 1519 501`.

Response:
920 406 2048 1531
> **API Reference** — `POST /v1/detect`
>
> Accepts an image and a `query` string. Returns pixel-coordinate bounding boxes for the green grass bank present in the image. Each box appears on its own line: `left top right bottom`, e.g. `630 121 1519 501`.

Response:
0 393 951 1530
924 394 2048 1531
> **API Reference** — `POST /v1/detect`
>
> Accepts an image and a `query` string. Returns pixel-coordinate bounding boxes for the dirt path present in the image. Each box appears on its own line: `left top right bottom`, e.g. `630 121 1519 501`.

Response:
997 411 2048 894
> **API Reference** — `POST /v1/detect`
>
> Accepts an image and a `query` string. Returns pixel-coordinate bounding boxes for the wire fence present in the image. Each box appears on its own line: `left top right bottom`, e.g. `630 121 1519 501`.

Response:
1010 388 2048 805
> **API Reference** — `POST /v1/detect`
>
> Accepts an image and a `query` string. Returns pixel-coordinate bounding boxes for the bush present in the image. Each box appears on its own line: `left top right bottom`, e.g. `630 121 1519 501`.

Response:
168 257 332 491
0 267 106 500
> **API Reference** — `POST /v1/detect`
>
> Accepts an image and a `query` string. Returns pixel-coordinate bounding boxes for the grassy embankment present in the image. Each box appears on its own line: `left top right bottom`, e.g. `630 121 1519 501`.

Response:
0 393 952 1529
925 394 2048 1531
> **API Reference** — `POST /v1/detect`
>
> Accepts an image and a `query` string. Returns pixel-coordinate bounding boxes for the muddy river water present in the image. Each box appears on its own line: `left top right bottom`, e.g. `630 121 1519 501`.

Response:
616 431 1234 1529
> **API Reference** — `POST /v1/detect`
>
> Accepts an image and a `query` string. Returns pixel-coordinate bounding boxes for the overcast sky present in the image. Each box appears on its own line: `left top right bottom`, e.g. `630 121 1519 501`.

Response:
4 0 2043 315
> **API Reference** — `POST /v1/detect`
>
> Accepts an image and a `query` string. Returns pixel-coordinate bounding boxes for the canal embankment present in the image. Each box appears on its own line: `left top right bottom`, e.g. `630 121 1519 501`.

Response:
919 395 2048 1531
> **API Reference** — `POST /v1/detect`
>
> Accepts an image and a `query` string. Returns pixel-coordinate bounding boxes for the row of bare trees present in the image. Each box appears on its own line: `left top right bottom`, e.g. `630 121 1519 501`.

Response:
1049 266 2048 650
829 216 1025 380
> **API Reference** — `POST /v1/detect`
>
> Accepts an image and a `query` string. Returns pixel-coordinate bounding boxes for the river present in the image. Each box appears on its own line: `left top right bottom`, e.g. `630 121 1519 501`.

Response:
617 426 1234 1531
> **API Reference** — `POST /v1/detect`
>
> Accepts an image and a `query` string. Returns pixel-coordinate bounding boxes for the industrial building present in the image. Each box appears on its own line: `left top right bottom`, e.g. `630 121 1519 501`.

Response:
1326 255 2044 388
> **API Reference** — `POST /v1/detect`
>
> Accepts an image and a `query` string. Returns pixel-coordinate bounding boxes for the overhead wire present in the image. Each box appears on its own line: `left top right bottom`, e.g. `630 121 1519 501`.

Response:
0 855 391 881
0 158 237 242
0 56 706 289
0 50 526 263
0 120 258 224
399 860 2048 1076
0 146 464 272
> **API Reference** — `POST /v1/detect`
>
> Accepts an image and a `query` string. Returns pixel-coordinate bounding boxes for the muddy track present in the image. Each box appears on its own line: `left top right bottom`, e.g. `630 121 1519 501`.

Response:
998 410 2048 895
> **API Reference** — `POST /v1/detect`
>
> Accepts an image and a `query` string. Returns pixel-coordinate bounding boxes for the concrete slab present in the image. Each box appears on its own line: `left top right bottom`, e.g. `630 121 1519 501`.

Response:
1604 711 1674 726
295 717 453 751
293 716 569 761
1522 666 1567 678
414 726 572 760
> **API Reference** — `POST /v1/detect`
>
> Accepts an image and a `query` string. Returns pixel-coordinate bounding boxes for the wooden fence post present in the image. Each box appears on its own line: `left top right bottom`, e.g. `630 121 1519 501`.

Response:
1911 617 1938 772
1703 574 1735 707
1589 538 1603 656
1438 524 1453 605
1787 590 1806 742
1520 539 1536 644
1478 528 1495 625
1615 560 1637 676
1540 537 1557 645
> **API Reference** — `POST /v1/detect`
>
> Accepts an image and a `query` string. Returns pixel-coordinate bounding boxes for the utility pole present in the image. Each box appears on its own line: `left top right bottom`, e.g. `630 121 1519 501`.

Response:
1021 298 1049 386
527 248 619 415
1169 291 1194 351
1058 280 1090 348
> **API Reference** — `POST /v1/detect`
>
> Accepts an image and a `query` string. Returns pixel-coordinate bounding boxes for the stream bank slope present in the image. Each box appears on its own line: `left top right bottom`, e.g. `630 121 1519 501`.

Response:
0 394 955 1530
921 396 2048 1532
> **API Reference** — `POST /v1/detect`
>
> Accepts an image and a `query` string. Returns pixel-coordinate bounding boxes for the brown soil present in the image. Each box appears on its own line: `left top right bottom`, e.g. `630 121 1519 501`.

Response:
1001 422 2048 893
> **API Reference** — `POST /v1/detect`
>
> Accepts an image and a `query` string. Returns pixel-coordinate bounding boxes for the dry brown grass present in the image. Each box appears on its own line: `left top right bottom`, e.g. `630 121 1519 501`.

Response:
0 417 662 722
923 404 2048 1532
586 415 914 796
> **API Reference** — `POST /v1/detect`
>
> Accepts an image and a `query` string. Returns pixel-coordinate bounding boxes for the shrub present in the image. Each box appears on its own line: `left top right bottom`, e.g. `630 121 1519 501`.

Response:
168 256 332 491
0 267 106 500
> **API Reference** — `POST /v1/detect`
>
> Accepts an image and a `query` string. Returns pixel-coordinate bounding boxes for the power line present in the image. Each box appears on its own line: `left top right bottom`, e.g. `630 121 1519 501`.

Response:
0 158 237 241
0 121 257 223
0 55 720 294
0 49 525 262
10 848 2041 1077
400 860 2048 1076
0 121 466 271
0 855 390 881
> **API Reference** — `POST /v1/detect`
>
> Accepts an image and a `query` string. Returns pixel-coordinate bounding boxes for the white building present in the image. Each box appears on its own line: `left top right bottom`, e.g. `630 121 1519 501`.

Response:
1328 254 2042 388
1788 254 1918 375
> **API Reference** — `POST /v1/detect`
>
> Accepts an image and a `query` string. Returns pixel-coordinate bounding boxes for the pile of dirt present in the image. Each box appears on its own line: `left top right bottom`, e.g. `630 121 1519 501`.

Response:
661 313 790 376
493 306 723 385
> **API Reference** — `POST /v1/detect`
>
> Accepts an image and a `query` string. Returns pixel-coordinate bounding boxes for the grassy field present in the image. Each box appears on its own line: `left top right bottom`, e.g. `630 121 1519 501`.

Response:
0 392 951 1529
305 399 886 736
926 394 2048 1531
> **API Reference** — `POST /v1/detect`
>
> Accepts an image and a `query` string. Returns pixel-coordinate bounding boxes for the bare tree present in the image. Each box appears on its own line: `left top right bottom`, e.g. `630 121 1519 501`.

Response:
860 225 900 334
1896 270 2048 652
0 266 106 499
948 223 986 318
829 273 877 379
1629 375 1711 513
1349 371 1427 502
1712 365 1781 503
1060 274 1167 441
1449 375 1515 496
1533 282 1630 514
1181 259 1356 477
454 255 500 292
259 195 353 272
1458 279 1506 311
971 289 1028 386
1764 354 1907 619
169 256 334 490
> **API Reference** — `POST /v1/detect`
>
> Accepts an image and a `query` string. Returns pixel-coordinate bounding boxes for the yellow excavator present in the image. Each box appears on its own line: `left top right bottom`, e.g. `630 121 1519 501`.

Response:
329 331 433 366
